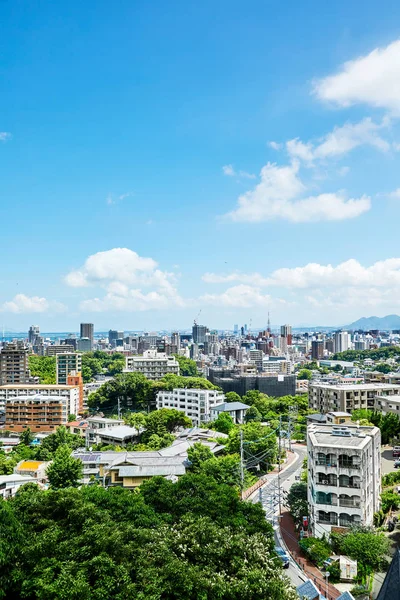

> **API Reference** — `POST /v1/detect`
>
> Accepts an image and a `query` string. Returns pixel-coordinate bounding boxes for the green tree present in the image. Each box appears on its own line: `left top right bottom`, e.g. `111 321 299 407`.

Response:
88 372 154 413
336 528 390 572
123 412 147 429
245 406 262 423
227 422 277 472
173 354 199 376
381 490 400 513
225 392 241 403
107 359 125 376
187 442 214 472
286 481 308 525
297 368 312 380
212 412 235 434
19 427 34 446
68 414 77 422
375 363 393 374
28 355 56 384
36 425 82 458
46 445 83 489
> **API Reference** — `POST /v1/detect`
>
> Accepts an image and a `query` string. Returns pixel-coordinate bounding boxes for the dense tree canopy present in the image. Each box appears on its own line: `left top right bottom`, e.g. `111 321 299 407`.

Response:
28 355 56 384
46 445 83 489
0 475 297 600
173 355 199 377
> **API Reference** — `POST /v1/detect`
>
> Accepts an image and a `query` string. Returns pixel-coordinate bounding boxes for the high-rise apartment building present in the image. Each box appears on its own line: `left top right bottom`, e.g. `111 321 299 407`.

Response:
28 325 40 346
280 324 292 346
192 324 208 345
80 323 94 347
46 344 75 357
77 338 92 352
307 422 381 537
108 330 118 346
311 340 324 360
56 353 82 385
0 342 30 386
334 331 350 353
171 332 180 351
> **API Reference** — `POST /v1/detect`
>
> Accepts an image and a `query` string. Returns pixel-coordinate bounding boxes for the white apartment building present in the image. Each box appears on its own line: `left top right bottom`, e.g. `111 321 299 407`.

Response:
125 350 179 380
307 422 381 537
0 384 80 413
334 331 350 354
308 382 400 414
156 388 225 426
375 394 400 417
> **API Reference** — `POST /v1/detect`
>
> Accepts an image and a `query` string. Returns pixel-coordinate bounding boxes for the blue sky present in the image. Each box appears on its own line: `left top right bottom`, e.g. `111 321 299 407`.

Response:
2 0 400 331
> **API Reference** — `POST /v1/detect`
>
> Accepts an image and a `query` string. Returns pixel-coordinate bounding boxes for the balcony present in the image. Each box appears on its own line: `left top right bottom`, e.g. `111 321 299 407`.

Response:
316 460 338 467
339 499 361 508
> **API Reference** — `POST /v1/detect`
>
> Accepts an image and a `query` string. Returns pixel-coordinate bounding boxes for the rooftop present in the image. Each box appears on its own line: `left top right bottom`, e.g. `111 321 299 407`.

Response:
17 460 45 470
308 423 379 449
0 384 77 389
212 401 250 412
96 425 141 440
310 383 400 391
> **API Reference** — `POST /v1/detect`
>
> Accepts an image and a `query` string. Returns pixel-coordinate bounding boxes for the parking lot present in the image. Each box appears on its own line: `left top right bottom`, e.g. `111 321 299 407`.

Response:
382 447 398 475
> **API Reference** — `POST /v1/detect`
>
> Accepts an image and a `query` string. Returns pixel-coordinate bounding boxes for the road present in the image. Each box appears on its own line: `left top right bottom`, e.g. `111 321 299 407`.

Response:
250 444 308 588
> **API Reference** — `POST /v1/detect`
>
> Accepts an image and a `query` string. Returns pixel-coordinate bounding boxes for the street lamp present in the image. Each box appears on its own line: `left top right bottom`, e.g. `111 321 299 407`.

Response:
324 571 330 599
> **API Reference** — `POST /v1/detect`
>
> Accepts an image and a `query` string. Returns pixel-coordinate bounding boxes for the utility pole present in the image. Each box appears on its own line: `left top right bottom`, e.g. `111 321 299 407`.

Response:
240 429 244 499
117 397 121 420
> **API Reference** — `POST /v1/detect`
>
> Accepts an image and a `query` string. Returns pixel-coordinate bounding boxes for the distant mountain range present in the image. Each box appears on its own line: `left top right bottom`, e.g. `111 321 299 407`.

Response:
346 314 400 331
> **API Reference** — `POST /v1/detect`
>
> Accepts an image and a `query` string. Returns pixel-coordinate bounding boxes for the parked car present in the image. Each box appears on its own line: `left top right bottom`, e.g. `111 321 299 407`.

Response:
394 459 400 469
393 446 400 457
275 547 290 569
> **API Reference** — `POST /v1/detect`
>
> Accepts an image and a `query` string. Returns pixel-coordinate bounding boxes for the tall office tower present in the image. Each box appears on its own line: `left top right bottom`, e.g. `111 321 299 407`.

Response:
192 323 207 345
279 335 288 354
56 353 82 385
280 324 292 346
0 341 30 385
108 330 118 346
311 340 324 360
28 325 40 346
171 332 180 350
233 324 239 335
334 331 350 353
80 323 94 347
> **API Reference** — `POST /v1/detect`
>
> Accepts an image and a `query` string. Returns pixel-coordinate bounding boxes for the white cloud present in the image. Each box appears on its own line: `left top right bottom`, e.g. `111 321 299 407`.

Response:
268 141 282 150
286 139 314 162
286 118 390 164
224 161 370 222
66 248 184 312
200 284 277 308
0 132 11 142
65 248 158 287
0 294 66 314
204 258 400 290
313 38 400 112
222 164 256 179
202 272 270 286
387 188 400 199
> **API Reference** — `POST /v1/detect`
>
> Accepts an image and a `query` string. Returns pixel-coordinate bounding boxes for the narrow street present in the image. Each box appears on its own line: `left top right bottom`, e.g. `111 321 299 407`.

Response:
249 444 308 589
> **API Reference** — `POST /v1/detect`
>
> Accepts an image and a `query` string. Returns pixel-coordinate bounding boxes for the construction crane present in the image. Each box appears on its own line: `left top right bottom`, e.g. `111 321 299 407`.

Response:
194 309 202 326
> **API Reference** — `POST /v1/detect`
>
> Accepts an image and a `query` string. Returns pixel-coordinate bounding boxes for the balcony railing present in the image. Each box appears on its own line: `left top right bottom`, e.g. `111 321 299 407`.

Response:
316 460 338 467
339 499 361 508
317 518 338 525
342 481 361 488
317 480 337 486
339 463 360 470
316 500 338 506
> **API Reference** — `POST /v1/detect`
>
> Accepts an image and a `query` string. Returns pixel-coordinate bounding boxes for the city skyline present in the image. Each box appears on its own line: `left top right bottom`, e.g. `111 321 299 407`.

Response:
3 1 400 329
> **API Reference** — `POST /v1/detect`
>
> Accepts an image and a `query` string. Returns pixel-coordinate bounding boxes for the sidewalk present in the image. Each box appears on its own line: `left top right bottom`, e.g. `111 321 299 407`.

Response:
244 449 298 501
280 510 342 600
